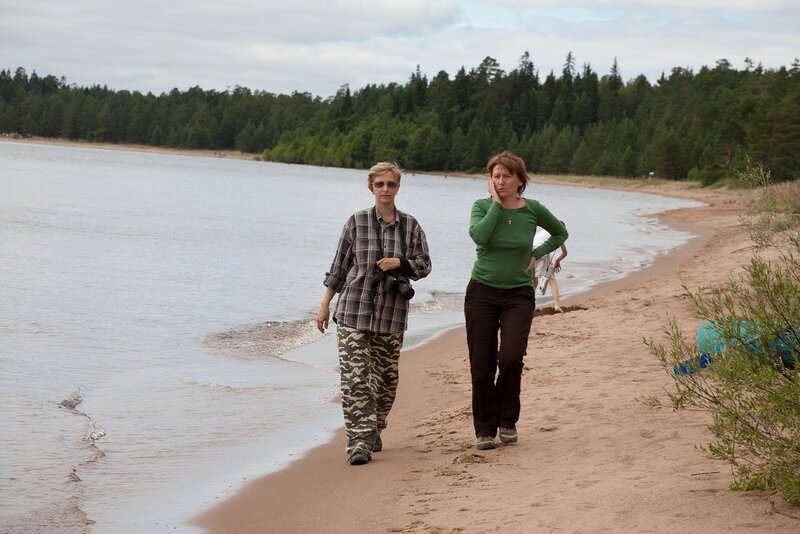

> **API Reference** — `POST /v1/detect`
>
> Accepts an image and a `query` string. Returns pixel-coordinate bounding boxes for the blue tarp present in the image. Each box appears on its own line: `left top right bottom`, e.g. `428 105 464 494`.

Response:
673 320 799 375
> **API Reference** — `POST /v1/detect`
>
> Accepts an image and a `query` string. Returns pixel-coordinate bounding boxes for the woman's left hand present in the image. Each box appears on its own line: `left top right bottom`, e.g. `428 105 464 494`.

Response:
376 257 401 271
525 257 537 273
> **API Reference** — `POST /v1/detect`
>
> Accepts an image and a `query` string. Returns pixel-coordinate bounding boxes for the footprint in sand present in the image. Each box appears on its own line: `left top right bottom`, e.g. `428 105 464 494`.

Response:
434 466 462 477
452 453 489 464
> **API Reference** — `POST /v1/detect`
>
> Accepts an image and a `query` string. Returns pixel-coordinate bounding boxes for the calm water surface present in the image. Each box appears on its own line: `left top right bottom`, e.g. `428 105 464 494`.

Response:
0 140 701 532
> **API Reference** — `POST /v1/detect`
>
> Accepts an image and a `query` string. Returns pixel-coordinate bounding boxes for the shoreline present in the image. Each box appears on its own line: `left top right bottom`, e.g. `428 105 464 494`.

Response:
191 182 799 532
0 135 263 162
11 136 793 531
0 135 715 196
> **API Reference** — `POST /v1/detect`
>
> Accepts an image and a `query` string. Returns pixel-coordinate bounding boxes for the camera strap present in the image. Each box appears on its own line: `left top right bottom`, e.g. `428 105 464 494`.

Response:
372 208 407 260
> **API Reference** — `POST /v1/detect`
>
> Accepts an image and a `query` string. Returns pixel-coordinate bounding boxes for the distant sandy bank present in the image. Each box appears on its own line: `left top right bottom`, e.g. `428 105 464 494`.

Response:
1 135 260 162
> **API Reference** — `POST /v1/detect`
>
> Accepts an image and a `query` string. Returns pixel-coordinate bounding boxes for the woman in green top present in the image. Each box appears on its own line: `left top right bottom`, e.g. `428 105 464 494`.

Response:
465 151 568 451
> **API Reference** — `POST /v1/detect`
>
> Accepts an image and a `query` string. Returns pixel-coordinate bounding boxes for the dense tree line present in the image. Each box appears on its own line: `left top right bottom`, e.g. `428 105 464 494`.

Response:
2 53 799 181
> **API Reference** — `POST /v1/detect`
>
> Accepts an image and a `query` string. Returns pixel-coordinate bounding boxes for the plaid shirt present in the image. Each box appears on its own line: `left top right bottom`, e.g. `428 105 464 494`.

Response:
324 207 432 333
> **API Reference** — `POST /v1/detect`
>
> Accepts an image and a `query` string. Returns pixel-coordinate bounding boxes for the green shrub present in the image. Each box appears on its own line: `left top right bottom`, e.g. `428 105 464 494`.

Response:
739 157 800 248
647 160 800 506
687 165 725 186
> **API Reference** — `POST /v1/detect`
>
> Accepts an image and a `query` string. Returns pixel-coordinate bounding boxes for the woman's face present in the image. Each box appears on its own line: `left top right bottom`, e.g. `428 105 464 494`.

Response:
371 171 400 205
490 164 521 199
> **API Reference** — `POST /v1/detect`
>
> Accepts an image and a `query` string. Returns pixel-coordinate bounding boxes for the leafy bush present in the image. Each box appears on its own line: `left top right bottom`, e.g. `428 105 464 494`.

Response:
647 160 800 505
687 165 725 186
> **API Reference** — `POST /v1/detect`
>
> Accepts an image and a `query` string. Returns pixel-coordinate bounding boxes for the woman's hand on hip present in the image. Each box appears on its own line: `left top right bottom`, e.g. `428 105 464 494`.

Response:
376 257 401 271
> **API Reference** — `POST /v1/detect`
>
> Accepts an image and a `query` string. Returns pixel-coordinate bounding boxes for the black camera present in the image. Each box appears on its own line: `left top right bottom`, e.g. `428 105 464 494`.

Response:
373 268 415 300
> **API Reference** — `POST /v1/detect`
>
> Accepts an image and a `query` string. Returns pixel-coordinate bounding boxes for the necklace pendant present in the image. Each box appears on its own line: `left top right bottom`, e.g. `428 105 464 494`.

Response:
508 218 512 224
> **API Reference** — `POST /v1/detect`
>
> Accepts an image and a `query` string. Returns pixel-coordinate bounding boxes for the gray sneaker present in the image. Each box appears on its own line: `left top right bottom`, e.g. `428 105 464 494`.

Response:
499 427 518 444
476 436 496 450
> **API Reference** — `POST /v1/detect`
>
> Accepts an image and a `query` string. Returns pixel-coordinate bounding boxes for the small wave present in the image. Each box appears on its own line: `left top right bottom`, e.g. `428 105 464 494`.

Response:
206 293 467 366
205 318 320 360
59 390 83 410
1 497 95 534
43 388 107 532
85 420 105 442
413 290 464 312
184 380 324 394
57 388 107 447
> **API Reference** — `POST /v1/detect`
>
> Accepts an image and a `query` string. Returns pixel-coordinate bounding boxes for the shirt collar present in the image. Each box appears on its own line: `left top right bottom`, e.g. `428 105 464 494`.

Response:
374 206 399 225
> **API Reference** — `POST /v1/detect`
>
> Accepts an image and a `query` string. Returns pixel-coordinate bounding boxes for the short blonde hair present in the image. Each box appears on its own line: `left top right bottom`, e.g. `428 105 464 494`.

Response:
368 162 403 191
487 151 531 196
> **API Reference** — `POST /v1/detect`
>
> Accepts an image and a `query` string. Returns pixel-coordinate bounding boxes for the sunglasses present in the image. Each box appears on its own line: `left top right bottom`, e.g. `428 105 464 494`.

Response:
373 181 399 189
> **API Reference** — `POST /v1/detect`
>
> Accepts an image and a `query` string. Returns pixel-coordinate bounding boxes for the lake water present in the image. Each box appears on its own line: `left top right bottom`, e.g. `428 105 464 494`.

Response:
0 140 701 533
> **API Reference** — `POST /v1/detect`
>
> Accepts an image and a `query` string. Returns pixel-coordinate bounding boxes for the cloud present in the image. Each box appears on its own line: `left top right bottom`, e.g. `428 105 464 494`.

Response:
0 0 797 97
481 0 798 9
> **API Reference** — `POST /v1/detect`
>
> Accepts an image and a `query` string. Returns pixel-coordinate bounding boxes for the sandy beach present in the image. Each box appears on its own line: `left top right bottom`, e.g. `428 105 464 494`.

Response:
189 180 799 533
1 135 262 162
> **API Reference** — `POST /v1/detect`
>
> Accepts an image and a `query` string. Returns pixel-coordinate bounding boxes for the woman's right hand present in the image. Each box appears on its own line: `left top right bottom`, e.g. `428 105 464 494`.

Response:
487 178 501 203
316 306 329 333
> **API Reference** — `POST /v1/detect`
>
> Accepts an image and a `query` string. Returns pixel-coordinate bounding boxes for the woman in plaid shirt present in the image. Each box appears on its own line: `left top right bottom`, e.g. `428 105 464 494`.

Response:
316 162 432 466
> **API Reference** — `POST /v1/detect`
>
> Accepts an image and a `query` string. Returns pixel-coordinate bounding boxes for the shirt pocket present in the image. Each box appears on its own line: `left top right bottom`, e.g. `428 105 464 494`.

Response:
354 235 376 259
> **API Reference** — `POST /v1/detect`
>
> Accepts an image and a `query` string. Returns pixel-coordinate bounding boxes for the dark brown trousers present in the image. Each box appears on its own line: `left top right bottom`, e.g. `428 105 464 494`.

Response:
464 278 535 437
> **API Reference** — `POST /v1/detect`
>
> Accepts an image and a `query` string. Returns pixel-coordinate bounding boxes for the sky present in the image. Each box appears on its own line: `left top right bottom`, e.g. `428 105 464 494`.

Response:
1 0 798 98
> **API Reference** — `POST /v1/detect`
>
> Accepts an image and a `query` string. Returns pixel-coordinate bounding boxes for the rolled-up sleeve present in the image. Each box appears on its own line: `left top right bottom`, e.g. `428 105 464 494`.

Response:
323 217 355 292
406 220 432 281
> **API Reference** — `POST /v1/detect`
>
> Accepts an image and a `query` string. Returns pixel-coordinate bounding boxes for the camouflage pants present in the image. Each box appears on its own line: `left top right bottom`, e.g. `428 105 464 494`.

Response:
337 324 404 457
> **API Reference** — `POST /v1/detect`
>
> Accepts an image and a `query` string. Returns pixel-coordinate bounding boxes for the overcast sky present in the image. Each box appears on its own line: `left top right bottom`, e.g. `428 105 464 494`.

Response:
2 0 798 98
